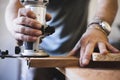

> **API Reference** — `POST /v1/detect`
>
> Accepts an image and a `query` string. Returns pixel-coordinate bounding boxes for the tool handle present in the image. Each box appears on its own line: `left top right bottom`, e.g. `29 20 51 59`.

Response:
23 1 48 54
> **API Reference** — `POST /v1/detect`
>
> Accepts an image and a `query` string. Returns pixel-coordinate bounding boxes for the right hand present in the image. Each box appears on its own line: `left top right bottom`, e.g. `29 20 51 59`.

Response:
13 8 51 46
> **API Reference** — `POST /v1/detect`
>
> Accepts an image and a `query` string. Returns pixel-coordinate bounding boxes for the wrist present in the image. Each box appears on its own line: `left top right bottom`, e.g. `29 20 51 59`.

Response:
87 24 108 36
88 18 111 36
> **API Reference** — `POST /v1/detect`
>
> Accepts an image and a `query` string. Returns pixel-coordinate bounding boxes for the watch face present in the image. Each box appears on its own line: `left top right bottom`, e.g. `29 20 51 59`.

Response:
101 21 111 33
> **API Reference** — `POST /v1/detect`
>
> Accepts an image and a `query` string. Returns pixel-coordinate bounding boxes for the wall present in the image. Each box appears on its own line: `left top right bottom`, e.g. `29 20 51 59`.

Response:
0 0 20 80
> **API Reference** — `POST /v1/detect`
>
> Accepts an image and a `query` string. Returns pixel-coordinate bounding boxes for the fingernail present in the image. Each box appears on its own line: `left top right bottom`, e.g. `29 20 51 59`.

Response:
82 59 89 66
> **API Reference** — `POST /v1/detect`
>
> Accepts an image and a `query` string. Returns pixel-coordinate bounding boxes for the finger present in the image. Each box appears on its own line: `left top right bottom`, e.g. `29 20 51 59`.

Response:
68 50 79 56
18 8 51 21
98 42 108 54
106 43 120 53
14 25 42 36
18 8 36 19
79 40 88 67
14 17 42 29
79 37 89 66
14 33 37 42
81 41 95 67
46 13 52 21
68 40 81 56
80 45 85 67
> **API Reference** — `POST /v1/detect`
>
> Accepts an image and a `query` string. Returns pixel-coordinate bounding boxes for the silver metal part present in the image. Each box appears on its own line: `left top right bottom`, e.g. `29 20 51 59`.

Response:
22 0 49 56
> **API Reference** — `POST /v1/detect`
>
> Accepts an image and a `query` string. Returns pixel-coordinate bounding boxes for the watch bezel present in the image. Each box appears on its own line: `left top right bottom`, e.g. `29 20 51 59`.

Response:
88 20 111 36
99 21 111 35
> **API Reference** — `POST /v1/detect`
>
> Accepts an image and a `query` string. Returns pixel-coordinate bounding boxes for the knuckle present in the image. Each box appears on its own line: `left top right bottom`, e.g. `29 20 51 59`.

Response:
14 33 24 41
84 53 91 60
27 36 33 41
20 34 36 42
80 38 85 44
18 8 30 16
19 26 26 33
101 49 108 54
18 8 25 16
28 29 34 35
80 35 86 43
20 17 26 23
19 17 35 27
27 20 34 26
25 28 33 35
20 34 25 40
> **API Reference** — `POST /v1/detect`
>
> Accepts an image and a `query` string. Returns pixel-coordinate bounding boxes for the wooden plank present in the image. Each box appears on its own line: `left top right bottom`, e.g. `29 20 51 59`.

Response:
27 56 79 68
27 53 120 68
27 53 120 80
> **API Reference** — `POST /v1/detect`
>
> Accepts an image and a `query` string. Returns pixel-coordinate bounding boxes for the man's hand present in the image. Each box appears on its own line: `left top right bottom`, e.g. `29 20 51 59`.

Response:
12 8 51 45
69 24 120 67
68 0 119 67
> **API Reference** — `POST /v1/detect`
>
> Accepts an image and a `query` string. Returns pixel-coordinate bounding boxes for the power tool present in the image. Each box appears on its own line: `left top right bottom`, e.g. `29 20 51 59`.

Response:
19 0 54 57
0 0 54 58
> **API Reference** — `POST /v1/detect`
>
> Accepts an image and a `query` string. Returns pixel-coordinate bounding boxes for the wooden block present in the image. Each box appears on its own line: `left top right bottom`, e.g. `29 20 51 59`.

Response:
27 56 79 68
92 53 120 61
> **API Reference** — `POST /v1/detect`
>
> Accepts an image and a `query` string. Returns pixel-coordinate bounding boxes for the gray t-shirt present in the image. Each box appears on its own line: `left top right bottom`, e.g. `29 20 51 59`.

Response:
40 0 90 55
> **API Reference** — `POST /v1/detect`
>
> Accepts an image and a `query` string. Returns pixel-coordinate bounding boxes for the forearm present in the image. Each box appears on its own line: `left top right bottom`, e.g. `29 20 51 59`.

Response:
94 0 118 25
5 0 23 35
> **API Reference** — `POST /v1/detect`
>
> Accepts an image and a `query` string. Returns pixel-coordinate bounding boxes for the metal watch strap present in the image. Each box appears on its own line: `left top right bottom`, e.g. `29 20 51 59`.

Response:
88 24 108 36
88 19 111 36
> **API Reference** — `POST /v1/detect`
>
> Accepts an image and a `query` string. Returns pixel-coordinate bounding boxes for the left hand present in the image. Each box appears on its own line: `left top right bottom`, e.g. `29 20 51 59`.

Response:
68 24 120 67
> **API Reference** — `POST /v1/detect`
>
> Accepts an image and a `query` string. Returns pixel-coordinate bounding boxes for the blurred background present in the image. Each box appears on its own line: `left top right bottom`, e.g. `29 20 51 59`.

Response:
0 0 20 80
0 0 120 80
89 0 120 44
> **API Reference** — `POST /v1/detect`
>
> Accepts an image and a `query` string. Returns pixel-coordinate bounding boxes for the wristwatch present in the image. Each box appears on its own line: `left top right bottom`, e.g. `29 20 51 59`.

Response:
88 20 111 36
99 21 111 35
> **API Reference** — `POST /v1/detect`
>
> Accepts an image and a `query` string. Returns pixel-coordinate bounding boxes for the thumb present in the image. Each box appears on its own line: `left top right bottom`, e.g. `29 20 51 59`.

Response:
67 49 79 56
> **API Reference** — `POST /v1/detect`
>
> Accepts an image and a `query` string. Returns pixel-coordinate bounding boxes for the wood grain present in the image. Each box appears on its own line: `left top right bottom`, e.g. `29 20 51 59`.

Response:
27 53 120 68
27 56 79 68
92 53 120 61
